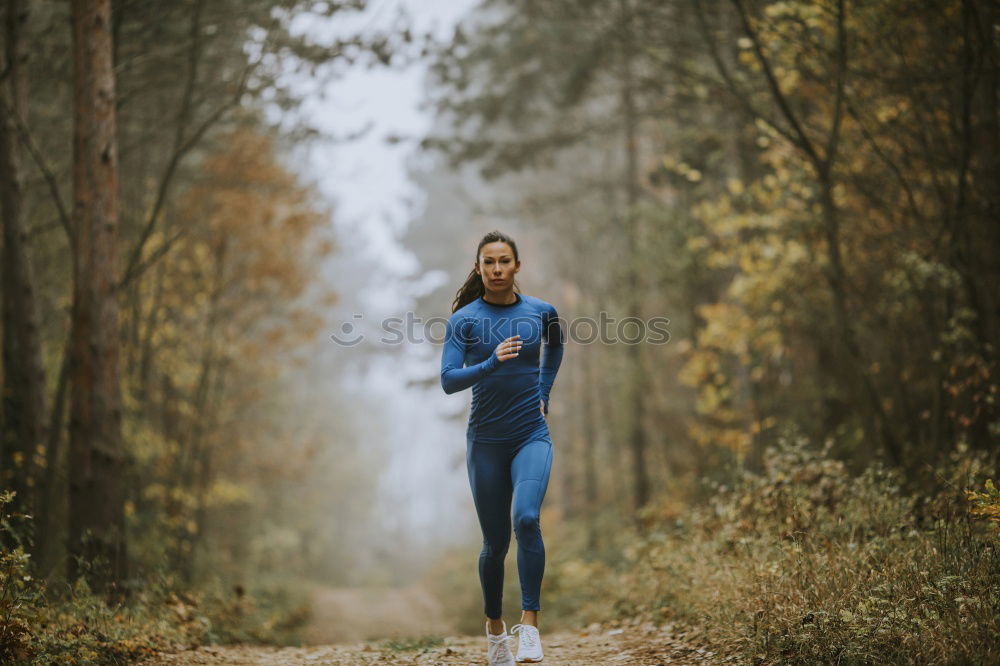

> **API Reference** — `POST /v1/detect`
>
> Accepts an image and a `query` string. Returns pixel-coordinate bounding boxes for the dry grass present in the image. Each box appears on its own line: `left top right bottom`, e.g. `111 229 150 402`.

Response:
600 436 1000 664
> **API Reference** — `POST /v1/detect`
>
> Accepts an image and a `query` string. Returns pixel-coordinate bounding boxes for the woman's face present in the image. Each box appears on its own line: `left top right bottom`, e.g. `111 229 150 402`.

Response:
476 241 519 292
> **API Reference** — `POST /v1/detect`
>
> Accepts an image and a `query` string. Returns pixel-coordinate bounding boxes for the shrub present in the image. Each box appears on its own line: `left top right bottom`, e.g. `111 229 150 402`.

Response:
0 491 40 663
967 479 1000 535
553 431 1000 663
0 490 312 665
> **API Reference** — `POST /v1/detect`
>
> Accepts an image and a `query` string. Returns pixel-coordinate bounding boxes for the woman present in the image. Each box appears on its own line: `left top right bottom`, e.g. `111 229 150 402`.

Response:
440 230 564 665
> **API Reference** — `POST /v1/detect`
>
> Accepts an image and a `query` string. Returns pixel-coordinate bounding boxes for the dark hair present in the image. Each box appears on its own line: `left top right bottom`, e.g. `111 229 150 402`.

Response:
451 230 521 313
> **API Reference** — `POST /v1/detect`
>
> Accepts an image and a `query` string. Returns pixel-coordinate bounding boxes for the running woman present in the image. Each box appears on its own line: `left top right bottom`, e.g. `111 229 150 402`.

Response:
440 230 564 665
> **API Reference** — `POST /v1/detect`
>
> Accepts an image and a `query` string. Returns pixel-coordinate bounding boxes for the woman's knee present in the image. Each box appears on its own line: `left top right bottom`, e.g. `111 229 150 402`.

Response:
481 535 510 559
513 511 540 536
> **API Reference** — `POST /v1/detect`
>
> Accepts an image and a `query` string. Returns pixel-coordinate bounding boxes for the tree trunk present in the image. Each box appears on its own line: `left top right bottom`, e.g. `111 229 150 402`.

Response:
35 330 72 577
581 349 600 552
619 0 651 517
67 0 127 595
0 0 48 546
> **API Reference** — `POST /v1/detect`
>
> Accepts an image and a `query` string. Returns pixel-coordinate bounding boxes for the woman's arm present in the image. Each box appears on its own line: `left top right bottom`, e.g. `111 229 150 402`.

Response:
539 304 564 414
440 315 500 394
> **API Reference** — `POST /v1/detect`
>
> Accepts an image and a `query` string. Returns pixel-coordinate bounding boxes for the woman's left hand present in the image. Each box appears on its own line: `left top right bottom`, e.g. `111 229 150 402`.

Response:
539 399 547 418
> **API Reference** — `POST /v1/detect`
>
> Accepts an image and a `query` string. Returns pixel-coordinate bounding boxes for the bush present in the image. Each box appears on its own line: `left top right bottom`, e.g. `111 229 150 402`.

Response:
546 431 1000 664
967 478 1000 535
0 491 312 665
0 491 40 662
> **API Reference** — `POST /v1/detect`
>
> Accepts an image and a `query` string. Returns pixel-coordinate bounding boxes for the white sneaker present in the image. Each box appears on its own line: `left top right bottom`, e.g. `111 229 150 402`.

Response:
486 619 516 666
510 623 543 662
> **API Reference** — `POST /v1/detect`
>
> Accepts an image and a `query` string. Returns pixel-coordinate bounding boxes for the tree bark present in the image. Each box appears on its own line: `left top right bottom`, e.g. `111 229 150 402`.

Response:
581 349 600 552
67 0 127 595
35 329 71 576
1 0 48 543
619 0 651 517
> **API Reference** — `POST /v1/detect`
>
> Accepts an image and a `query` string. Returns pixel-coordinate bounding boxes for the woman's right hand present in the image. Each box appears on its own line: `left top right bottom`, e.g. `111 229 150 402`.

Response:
494 335 522 362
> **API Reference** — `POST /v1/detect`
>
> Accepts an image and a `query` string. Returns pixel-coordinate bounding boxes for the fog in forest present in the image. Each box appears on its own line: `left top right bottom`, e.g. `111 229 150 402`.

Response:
3 0 997 662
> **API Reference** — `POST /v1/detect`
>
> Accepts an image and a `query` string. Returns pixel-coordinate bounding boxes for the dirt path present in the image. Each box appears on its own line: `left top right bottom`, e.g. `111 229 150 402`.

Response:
300 585 455 645
142 585 721 665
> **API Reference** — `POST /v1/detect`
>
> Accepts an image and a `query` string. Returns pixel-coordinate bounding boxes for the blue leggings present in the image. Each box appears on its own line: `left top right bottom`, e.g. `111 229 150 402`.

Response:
466 424 554 619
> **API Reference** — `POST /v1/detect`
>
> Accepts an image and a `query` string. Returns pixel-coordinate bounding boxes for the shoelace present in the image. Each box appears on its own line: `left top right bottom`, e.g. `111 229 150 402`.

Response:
487 629 512 652
510 623 538 649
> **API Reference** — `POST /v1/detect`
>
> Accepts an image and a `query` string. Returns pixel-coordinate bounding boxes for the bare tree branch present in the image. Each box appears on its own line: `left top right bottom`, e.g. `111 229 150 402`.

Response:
730 0 823 167
118 57 255 291
690 0 799 149
0 96 72 243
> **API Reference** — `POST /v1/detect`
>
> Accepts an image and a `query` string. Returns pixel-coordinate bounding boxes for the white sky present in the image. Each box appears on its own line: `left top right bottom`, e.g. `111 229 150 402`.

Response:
277 0 484 566
287 0 475 290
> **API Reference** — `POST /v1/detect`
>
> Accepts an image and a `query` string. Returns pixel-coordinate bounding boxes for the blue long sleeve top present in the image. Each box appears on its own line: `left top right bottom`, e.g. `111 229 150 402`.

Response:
440 293 564 444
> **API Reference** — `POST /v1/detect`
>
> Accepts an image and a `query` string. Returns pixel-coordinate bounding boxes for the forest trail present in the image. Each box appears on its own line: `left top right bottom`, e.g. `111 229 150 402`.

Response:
142 584 717 665
301 585 455 644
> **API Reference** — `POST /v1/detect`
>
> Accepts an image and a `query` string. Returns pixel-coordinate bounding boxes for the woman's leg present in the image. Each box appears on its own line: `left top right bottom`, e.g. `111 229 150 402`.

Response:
466 438 514 620
510 435 553 615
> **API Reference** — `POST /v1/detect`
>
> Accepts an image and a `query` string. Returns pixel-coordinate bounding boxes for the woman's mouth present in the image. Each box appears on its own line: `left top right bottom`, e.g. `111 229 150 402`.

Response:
490 278 504 284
